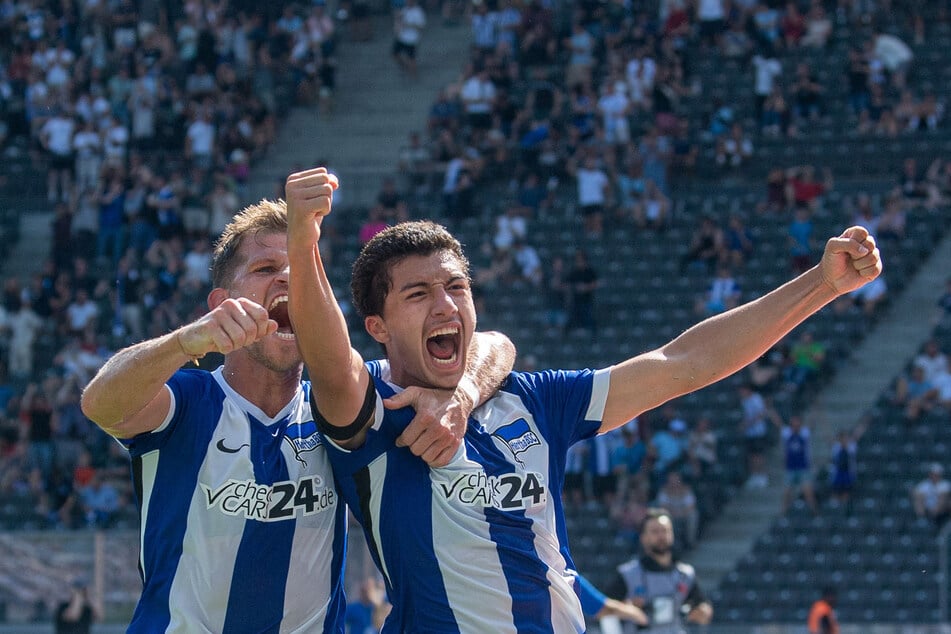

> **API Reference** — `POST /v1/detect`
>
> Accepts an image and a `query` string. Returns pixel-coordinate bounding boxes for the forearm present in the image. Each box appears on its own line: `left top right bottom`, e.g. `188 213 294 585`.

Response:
287 227 366 423
459 331 516 408
662 266 837 392
80 331 191 433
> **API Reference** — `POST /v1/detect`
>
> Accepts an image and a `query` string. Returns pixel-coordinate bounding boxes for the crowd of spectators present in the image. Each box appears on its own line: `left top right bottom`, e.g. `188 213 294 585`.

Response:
0 0 339 529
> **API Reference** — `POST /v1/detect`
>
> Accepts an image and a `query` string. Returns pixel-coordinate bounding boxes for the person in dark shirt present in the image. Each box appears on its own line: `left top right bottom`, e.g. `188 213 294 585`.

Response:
54 578 101 634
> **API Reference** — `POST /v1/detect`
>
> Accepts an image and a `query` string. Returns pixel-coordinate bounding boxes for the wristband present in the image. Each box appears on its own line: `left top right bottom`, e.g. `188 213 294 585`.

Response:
312 376 375 441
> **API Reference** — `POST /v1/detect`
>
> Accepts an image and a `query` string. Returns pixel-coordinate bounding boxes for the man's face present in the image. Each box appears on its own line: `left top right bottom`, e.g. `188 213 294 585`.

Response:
367 252 475 390
216 231 301 373
640 515 675 557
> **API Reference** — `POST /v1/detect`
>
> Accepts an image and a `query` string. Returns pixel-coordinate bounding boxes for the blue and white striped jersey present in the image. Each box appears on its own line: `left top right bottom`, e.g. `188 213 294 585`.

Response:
121 367 347 633
323 364 607 633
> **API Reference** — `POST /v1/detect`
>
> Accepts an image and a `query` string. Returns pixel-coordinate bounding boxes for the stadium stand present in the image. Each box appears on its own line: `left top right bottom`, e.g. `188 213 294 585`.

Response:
0 0 949 628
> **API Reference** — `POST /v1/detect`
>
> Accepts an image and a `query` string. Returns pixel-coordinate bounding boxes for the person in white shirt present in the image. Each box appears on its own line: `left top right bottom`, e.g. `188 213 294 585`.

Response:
72 120 102 192
392 0 426 77
913 463 951 526
41 110 75 202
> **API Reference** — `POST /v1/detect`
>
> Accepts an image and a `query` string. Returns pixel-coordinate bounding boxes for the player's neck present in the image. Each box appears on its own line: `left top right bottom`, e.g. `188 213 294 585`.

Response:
222 357 302 418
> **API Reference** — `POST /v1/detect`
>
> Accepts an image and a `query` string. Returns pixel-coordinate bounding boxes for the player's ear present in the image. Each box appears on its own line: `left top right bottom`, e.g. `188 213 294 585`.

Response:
365 315 390 344
208 287 229 310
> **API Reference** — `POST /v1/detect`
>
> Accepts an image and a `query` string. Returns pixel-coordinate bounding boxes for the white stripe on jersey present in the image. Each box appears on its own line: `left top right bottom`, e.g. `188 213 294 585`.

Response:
585 369 611 423
138 450 159 581
367 455 393 587
431 450 515 634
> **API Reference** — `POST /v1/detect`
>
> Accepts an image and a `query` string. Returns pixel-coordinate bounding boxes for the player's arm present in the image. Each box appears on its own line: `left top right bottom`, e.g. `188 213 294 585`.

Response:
599 227 881 432
80 297 276 438
385 331 516 466
575 573 648 626
286 167 372 447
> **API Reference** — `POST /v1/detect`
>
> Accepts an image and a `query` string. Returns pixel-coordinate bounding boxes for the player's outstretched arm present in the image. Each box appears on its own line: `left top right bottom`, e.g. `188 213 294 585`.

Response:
600 226 882 431
286 168 372 444
81 296 277 437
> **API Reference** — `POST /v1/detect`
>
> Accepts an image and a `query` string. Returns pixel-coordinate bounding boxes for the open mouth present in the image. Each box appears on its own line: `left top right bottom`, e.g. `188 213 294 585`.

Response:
426 325 461 365
268 296 295 340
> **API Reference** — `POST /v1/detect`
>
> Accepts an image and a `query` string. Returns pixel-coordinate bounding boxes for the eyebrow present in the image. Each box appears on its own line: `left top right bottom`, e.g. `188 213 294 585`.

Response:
398 274 467 293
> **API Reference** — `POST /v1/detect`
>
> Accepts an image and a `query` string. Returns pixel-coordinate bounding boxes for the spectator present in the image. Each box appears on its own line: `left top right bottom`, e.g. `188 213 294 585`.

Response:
565 248 600 335
54 577 101 634
392 0 426 78
913 463 950 526
738 383 779 489
751 46 783 124
634 179 670 232
778 413 818 514
543 255 568 334
893 364 938 422
761 84 792 137
845 45 871 116
828 420 867 513
680 214 725 274
913 338 949 384
687 412 718 479
936 277 951 327
807 586 840 634
786 165 832 212
780 2 806 45
788 206 816 275
783 329 827 391
564 20 596 90
597 79 631 147
845 272 887 316
655 471 699 550
511 240 542 287
573 155 611 238
800 3 832 49
715 122 754 169
695 265 742 317
723 212 755 268
612 424 647 494
40 106 76 204
78 472 121 528
649 413 689 484
873 29 913 89
8 298 44 380
791 62 824 123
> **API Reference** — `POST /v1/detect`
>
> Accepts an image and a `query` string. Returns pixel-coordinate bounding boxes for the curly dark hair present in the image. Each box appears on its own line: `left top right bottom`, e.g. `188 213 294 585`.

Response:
351 221 469 318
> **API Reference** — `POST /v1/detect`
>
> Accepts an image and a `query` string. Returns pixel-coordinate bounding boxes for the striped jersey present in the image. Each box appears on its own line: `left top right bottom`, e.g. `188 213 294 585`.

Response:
320 363 607 633
121 367 347 633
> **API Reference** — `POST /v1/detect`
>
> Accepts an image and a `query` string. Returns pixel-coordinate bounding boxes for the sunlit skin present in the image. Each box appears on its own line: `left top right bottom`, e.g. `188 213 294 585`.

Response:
366 252 476 391
211 232 302 376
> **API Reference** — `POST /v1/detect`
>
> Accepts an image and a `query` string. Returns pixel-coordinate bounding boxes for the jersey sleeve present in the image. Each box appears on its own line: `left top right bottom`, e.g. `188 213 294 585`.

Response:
507 368 606 446
574 573 608 617
119 369 208 456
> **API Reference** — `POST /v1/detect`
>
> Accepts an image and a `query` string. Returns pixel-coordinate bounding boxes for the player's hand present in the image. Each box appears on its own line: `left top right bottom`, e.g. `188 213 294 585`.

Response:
819 225 883 295
285 167 339 247
178 297 277 358
386 386 468 467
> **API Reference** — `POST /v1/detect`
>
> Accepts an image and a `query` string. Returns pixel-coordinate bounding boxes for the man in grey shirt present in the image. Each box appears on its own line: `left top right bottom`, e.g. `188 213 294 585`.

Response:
609 508 713 632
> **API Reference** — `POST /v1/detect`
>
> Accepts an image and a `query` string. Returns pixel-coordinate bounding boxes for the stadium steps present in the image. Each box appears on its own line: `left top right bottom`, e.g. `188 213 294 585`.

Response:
247 12 474 208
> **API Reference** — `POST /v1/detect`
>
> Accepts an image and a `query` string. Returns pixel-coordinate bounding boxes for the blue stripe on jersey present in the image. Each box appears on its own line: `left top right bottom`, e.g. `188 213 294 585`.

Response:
127 371 225 633
222 413 294 634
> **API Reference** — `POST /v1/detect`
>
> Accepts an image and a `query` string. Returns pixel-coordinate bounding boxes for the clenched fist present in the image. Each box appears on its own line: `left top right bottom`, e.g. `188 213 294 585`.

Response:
286 167 339 248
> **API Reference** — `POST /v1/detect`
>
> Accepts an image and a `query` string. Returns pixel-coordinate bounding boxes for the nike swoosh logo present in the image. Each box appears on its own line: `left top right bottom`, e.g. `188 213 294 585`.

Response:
216 439 250 454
